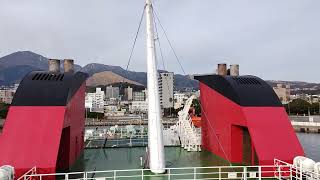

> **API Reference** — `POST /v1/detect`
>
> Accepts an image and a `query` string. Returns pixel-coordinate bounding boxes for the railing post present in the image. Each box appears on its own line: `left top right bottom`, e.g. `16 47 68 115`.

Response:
66 173 69 180
168 169 171 180
243 167 247 180
219 167 221 180
142 169 144 180
114 170 117 180
300 165 302 180
290 166 292 180
40 175 42 180
194 168 196 180
279 166 282 180
258 166 262 180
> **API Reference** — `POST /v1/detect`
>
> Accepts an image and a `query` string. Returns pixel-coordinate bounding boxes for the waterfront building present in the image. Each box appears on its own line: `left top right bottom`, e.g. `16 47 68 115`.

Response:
130 101 148 113
158 72 174 109
124 86 133 101
105 105 118 112
106 85 120 100
85 88 105 113
133 91 145 101
0 87 16 104
273 84 290 104
174 93 188 109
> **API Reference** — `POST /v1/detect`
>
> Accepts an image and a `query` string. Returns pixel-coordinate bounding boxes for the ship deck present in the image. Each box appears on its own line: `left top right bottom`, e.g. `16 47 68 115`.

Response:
69 147 229 172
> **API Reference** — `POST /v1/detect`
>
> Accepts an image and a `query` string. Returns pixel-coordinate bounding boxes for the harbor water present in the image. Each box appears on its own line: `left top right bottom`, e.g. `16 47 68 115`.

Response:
297 132 320 161
70 132 320 173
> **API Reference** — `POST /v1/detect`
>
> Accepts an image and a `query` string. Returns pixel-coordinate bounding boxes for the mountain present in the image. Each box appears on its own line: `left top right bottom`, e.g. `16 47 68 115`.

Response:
0 51 81 85
86 71 143 87
4 51 318 92
80 63 198 90
0 51 48 69
0 51 198 90
81 63 148 85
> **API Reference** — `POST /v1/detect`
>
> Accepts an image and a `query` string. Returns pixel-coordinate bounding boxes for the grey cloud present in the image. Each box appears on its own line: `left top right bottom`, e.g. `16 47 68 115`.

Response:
0 0 319 82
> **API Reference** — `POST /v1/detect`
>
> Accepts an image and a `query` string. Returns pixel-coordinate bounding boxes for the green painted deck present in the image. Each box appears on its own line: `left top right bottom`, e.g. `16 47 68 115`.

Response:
70 147 229 172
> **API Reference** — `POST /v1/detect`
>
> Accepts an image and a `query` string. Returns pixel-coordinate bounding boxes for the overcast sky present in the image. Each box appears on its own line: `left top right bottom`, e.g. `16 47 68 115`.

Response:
0 0 319 82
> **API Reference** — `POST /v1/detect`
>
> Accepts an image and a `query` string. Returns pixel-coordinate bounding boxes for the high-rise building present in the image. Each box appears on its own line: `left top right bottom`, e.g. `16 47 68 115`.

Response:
85 88 105 112
106 85 120 99
158 72 174 109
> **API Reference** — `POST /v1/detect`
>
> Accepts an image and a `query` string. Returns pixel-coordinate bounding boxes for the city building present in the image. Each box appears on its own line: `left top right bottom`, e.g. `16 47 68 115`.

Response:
130 101 148 113
158 72 174 109
105 105 118 112
311 95 320 103
85 95 93 110
85 88 105 112
174 93 188 109
273 84 290 104
0 84 18 104
124 86 133 101
106 85 120 100
133 91 145 101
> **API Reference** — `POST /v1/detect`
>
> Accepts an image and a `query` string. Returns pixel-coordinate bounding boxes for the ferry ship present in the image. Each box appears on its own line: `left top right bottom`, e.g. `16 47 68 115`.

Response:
0 0 319 179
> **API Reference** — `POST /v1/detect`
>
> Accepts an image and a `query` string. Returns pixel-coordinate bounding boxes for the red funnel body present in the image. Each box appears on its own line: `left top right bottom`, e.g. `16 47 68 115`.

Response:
195 75 304 165
0 71 88 177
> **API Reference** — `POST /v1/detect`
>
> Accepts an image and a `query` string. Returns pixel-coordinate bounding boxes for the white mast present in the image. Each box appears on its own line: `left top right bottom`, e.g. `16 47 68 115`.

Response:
145 0 165 174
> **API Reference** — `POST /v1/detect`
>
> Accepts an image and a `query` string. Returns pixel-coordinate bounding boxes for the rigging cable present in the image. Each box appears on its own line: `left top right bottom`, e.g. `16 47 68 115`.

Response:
125 4 146 71
153 12 166 71
120 5 146 100
153 15 175 115
200 103 233 166
153 9 186 75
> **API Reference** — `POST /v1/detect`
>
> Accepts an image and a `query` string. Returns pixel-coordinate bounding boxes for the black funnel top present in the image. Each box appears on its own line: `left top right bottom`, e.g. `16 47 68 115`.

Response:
12 71 88 106
195 74 282 107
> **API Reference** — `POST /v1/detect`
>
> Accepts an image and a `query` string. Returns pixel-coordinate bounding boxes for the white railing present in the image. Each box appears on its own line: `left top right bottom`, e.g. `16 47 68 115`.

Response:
274 159 320 180
291 121 320 127
16 166 37 180
86 137 148 148
18 159 320 180
175 95 201 152
19 165 282 180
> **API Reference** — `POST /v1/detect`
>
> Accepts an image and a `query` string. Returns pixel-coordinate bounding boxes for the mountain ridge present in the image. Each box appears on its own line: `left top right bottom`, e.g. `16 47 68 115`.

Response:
0 51 319 91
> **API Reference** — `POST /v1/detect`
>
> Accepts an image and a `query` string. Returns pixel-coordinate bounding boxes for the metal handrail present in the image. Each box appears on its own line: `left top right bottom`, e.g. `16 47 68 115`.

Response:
16 166 37 180
20 164 293 180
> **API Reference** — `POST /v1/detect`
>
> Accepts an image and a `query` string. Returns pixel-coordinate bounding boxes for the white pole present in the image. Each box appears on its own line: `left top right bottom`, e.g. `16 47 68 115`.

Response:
145 0 165 174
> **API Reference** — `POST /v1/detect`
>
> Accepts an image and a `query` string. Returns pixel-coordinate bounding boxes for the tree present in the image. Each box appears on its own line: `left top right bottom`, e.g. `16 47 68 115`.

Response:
192 99 201 116
86 112 104 119
0 103 9 119
285 99 311 115
311 102 320 115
